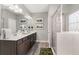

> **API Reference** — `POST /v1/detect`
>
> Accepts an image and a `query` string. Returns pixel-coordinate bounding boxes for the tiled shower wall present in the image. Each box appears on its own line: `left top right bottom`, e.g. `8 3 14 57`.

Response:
51 6 61 54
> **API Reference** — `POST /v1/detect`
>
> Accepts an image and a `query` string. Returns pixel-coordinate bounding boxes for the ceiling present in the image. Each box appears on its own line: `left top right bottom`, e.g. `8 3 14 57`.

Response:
24 4 49 13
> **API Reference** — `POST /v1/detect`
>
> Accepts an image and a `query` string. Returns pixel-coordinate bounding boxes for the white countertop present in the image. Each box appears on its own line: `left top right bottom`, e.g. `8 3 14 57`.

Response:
0 31 36 41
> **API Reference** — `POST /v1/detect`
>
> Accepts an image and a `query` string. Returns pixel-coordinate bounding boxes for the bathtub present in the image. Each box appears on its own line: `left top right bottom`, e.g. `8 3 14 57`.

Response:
56 32 79 55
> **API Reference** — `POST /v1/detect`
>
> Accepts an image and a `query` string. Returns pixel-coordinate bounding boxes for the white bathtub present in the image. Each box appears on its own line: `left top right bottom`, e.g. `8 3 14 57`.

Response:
57 32 79 55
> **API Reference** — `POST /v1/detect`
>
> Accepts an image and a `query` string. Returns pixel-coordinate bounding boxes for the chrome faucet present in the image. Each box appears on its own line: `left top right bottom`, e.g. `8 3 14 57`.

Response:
3 30 6 39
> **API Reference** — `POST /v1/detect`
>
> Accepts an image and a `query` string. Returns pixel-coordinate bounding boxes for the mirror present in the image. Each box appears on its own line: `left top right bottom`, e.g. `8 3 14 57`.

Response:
0 4 29 39
0 4 18 39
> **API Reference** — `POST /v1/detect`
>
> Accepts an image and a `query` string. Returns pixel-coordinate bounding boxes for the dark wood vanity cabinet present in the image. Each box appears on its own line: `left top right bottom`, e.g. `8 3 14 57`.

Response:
0 33 36 55
30 33 36 47
0 40 16 55
16 33 36 55
17 37 31 55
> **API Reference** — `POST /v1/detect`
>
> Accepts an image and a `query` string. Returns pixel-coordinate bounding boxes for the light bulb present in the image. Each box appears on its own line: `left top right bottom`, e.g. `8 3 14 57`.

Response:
14 5 19 9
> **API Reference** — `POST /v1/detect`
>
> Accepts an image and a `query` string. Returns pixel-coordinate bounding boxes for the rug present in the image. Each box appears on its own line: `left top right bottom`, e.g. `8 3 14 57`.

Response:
39 48 53 55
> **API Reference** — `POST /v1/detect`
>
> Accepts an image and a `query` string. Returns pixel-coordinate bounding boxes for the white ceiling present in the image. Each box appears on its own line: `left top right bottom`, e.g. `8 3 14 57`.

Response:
24 4 48 13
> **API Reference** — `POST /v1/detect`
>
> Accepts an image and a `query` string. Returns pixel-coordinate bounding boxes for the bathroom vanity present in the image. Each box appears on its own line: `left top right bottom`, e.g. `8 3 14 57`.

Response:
0 31 36 55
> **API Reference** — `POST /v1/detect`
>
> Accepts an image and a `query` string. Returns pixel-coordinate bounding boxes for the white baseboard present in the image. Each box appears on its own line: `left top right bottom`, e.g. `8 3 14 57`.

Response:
36 40 48 43
51 48 56 55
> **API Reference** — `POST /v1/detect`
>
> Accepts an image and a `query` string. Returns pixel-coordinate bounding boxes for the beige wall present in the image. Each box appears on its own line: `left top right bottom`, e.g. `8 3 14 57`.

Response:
32 12 48 42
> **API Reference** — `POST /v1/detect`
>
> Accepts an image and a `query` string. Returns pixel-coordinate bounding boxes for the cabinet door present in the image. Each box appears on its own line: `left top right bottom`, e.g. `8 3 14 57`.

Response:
24 39 30 53
32 33 36 45
0 40 16 55
27 35 31 48
17 38 26 55
30 33 36 47
17 42 26 55
23 36 31 53
30 34 33 47
17 37 31 55
33 33 36 43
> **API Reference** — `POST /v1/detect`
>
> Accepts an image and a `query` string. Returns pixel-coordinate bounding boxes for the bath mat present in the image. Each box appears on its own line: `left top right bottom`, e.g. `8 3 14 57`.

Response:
39 48 53 55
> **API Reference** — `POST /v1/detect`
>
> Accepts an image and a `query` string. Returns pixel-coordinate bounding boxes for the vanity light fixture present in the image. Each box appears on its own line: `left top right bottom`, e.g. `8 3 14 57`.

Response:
14 8 22 13
3 4 23 14
9 5 14 10
9 5 23 13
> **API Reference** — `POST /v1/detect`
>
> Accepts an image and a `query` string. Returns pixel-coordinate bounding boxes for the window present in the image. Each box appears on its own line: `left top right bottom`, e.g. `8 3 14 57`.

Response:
69 11 79 31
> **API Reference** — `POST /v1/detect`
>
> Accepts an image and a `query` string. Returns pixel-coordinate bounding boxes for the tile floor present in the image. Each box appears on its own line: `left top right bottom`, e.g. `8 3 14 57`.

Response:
27 42 49 55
